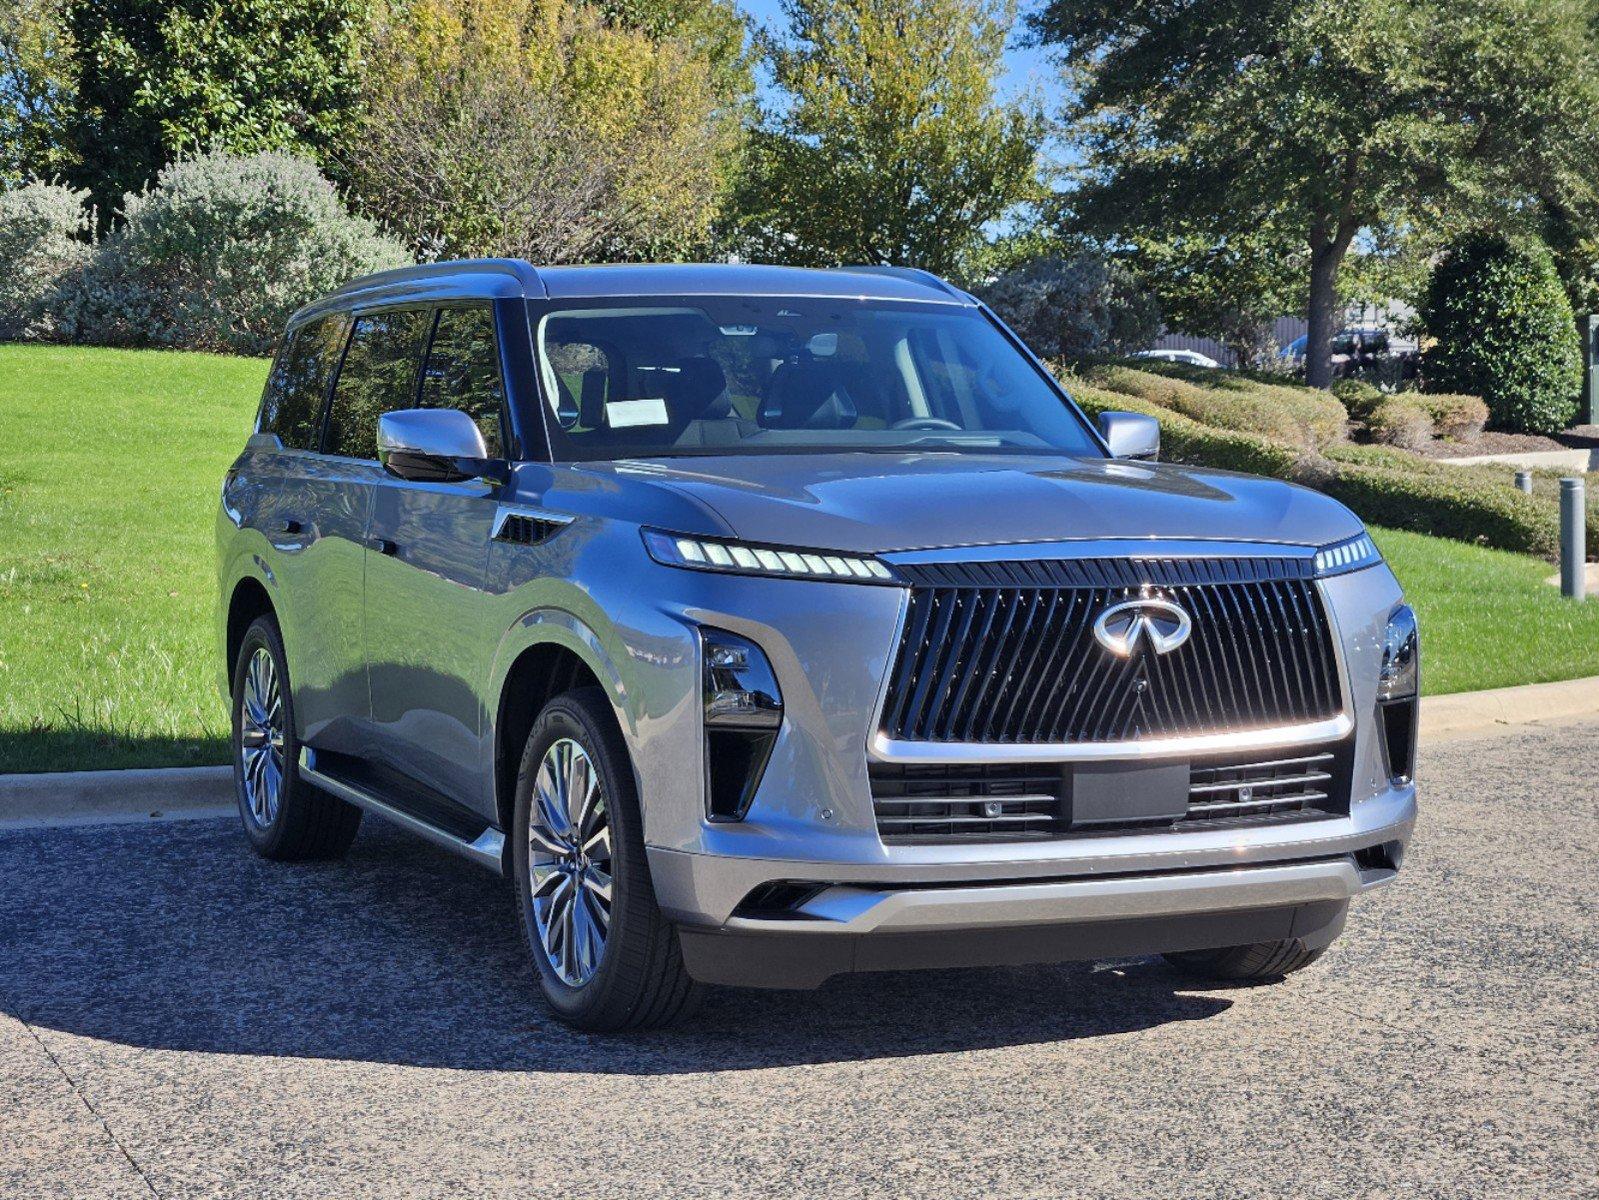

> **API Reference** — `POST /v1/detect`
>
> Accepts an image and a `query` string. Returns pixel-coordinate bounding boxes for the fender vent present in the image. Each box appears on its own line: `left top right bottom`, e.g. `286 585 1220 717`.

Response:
493 513 565 546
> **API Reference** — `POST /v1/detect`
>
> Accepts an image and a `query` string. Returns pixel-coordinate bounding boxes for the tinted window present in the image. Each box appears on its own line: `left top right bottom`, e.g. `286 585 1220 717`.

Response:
534 298 1102 461
324 309 431 460
419 306 505 457
259 315 346 450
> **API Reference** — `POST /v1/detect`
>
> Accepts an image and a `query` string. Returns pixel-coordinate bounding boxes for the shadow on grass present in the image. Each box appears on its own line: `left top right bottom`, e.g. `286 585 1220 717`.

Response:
0 818 1232 1074
0 729 229 774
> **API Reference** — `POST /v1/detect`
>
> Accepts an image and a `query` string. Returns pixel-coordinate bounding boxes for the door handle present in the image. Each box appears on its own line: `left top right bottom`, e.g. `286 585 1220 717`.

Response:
368 536 399 556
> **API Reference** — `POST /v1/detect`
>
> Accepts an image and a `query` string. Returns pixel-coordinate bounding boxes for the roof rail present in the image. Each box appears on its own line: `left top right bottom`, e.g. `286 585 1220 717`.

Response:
329 258 547 300
840 264 968 301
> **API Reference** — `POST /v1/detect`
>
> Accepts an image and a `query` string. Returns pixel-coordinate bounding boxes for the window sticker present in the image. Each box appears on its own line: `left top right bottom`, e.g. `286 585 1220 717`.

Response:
606 398 670 428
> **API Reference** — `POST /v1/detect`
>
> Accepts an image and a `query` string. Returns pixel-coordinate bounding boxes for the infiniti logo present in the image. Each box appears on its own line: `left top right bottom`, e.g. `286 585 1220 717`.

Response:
1092 598 1193 658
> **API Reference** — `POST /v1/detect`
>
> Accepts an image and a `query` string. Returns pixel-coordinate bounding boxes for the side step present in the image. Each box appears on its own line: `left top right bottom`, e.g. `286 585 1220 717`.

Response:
299 748 506 875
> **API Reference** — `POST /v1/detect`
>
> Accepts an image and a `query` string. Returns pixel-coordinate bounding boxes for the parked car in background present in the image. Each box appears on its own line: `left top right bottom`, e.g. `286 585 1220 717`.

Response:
1132 348 1222 369
217 260 1418 1031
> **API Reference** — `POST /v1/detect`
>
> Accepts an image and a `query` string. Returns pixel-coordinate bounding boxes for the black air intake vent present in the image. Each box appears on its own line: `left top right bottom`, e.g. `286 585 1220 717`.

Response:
493 513 565 546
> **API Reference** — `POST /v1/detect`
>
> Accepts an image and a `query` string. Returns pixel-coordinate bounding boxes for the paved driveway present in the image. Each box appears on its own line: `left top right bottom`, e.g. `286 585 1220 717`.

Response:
3 720 1596 1199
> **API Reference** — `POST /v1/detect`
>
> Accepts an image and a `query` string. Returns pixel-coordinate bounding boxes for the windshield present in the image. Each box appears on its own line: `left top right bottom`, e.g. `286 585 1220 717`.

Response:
532 297 1103 460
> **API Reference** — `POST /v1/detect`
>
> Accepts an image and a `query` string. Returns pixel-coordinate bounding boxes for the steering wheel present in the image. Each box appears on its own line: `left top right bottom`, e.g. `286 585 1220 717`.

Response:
891 417 963 432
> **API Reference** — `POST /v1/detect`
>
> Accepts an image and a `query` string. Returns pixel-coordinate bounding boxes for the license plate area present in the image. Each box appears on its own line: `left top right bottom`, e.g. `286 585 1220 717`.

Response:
1067 760 1190 827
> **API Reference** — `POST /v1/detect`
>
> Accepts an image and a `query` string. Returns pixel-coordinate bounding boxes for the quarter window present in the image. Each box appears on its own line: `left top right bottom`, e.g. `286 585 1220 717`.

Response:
419 306 506 457
324 308 431 460
259 315 346 450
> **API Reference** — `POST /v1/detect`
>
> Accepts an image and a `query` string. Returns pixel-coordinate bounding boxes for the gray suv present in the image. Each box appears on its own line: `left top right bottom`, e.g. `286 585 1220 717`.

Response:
217 261 1418 1030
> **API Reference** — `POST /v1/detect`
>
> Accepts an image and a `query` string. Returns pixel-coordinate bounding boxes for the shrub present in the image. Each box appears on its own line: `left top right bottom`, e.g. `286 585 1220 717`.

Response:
1422 233 1582 434
0 181 93 340
1330 378 1384 421
1366 396 1434 451
979 255 1162 360
1077 362 1347 448
1420 393 1489 442
61 150 409 354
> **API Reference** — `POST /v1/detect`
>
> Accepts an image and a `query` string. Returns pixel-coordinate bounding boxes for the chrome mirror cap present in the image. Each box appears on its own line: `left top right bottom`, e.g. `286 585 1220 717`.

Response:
377 408 488 464
1098 411 1161 460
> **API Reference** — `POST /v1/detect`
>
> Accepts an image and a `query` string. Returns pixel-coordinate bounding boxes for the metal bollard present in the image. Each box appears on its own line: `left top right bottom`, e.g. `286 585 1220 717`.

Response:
1515 470 1533 494
1560 477 1586 601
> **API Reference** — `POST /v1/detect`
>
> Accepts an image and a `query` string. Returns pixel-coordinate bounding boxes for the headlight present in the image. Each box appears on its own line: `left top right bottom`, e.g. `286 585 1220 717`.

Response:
1314 532 1382 577
1377 604 1419 701
701 628 782 821
643 529 897 583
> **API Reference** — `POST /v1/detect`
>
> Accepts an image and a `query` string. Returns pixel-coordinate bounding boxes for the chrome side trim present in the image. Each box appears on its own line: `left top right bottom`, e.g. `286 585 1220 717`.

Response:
298 748 506 875
869 714 1355 764
491 502 575 542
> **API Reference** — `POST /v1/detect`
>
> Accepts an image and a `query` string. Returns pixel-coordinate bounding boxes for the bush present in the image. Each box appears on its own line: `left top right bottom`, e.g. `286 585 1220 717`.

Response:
0 181 93 341
979 255 1162 360
1077 362 1347 448
61 150 409 354
1330 378 1384 421
1422 233 1582 434
1420 393 1489 442
1366 396 1434 451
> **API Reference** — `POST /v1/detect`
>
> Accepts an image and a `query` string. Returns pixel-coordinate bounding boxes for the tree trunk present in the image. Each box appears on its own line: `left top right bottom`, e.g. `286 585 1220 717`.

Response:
1304 226 1356 390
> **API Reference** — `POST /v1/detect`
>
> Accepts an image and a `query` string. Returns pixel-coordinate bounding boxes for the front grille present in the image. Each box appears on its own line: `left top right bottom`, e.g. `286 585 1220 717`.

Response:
880 556 1343 746
870 740 1350 843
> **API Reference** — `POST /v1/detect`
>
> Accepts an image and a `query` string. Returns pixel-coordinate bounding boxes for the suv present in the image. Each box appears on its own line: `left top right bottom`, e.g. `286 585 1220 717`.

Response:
217 261 1418 1031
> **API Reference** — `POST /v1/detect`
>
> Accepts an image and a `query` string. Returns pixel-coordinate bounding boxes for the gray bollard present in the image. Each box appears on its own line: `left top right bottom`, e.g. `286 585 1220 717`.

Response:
1515 470 1533 494
1560 477 1586 600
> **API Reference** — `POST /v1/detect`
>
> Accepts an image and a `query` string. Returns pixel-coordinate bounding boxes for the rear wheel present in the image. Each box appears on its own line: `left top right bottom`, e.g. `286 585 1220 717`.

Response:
1163 939 1327 981
231 615 361 861
512 687 702 1031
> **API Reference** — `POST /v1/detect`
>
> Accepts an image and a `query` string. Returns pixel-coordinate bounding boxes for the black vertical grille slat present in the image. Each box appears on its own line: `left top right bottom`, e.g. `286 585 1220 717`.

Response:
881 558 1343 745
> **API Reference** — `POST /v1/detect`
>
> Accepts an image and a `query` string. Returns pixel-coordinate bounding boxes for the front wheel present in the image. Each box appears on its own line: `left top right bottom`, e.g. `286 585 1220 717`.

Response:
1163 939 1327 981
512 688 702 1031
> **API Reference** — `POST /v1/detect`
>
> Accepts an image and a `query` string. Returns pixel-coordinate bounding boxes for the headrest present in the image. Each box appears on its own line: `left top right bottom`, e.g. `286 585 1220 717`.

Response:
662 357 729 423
758 358 858 429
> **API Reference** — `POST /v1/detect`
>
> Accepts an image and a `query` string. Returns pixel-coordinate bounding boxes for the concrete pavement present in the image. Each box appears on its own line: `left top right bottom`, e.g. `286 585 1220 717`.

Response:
2 720 1596 1199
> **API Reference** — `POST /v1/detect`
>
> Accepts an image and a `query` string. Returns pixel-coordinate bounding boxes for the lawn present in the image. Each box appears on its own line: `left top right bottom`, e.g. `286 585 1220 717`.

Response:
1 344 1596 773
0 344 266 773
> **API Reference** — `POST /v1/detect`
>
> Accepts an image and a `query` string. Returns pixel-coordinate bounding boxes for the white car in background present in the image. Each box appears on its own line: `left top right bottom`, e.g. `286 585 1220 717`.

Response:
1132 348 1222 369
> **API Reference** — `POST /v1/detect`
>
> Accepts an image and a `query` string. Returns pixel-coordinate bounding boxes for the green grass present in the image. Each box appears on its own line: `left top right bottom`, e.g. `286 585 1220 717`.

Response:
1 345 1595 771
1373 526 1599 694
0 344 266 773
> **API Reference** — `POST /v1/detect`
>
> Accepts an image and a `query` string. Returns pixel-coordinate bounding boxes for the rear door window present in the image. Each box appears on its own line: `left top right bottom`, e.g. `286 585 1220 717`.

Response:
259 315 347 450
418 306 506 457
324 309 431 460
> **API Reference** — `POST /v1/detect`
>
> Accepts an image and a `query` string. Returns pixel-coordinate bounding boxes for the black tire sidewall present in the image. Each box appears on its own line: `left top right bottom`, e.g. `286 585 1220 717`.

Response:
230 616 301 856
512 690 645 1025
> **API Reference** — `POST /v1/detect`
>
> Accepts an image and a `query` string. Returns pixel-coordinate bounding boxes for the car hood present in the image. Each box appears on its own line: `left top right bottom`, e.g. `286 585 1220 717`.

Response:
593 452 1362 555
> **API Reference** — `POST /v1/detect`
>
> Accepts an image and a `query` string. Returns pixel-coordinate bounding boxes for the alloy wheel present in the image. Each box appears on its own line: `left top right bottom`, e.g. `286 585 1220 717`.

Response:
239 646 286 828
527 737 614 986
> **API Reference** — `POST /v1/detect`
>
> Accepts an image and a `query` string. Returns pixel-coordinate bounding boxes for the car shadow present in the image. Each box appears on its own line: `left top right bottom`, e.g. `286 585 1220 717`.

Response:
0 817 1232 1074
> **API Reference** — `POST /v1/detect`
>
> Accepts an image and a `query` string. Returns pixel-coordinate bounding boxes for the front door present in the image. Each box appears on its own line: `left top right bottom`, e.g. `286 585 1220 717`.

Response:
364 304 511 812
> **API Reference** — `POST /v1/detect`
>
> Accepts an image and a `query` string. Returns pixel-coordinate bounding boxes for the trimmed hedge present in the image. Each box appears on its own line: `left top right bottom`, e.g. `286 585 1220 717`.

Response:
1076 362 1347 449
1066 380 1306 478
1420 393 1489 442
1366 395 1433 451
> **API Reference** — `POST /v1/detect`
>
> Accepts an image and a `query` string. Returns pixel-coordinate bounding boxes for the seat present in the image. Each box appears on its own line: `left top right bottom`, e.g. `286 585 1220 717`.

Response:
758 357 859 429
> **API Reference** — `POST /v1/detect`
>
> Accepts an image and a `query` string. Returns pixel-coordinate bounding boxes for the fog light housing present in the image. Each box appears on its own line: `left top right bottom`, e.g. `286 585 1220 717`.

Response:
701 628 781 820
1377 605 1419 783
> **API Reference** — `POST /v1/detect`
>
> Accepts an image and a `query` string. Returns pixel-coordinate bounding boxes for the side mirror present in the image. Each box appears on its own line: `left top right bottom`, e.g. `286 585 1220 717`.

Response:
377 409 498 484
1098 411 1161 461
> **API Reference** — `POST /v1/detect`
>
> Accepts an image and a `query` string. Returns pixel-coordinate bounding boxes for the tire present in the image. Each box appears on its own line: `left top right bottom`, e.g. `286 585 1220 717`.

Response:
512 687 702 1031
231 614 362 861
1163 939 1327 981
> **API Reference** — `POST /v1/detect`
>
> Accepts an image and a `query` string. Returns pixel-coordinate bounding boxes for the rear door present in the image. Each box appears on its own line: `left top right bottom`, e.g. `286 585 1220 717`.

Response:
364 304 510 812
276 306 430 755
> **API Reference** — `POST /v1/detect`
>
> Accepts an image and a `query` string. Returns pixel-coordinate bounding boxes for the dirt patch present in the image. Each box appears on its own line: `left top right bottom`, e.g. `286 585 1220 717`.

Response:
1406 429 1566 459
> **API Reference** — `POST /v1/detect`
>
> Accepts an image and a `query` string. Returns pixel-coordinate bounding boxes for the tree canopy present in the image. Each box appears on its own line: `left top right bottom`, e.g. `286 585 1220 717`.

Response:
733 0 1042 282
1036 0 1599 386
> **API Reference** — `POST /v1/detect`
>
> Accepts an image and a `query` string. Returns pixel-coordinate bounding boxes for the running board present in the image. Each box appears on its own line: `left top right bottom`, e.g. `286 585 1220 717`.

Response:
299 748 506 875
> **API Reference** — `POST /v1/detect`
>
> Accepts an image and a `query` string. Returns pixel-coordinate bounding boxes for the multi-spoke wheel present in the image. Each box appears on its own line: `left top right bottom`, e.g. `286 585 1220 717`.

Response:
513 688 702 1030
527 738 614 986
230 613 361 861
239 646 286 829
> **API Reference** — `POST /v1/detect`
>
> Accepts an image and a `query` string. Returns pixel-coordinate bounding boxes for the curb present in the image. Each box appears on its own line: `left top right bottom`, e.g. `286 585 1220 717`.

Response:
3 675 1598 829
0 766 234 829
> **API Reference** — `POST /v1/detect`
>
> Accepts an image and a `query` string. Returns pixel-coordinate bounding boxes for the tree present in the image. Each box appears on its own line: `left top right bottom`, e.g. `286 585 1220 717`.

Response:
0 0 74 185
60 0 367 221
343 0 739 262
978 253 1160 361
733 0 1043 282
1035 0 1599 388
1422 233 1582 434
594 0 754 105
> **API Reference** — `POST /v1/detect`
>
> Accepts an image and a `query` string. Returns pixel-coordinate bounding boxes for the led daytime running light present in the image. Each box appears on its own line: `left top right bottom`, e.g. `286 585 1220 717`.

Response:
1313 533 1380 577
644 530 896 582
